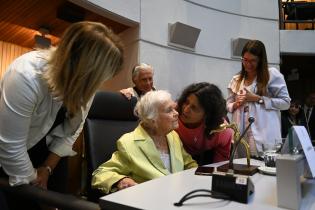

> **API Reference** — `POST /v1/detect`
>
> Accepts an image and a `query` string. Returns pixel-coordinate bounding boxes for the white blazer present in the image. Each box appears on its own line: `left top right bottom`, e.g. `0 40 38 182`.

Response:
227 67 290 151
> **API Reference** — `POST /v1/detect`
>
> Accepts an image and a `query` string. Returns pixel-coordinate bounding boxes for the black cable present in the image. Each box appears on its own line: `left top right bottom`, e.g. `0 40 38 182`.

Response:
174 189 230 207
174 194 212 206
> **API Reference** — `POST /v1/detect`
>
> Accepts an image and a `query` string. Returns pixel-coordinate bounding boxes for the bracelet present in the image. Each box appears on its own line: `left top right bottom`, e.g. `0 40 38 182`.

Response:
44 165 53 176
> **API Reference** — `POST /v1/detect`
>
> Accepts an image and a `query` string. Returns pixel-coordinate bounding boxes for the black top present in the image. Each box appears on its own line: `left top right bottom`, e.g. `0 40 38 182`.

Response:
281 110 306 138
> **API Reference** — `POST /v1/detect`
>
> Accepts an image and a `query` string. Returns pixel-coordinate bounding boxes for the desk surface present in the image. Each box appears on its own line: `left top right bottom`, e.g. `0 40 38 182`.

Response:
99 159 315 210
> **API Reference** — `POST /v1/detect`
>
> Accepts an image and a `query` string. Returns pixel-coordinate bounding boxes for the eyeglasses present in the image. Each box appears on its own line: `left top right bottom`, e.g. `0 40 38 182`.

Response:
290 105 300 109
241 57 258 65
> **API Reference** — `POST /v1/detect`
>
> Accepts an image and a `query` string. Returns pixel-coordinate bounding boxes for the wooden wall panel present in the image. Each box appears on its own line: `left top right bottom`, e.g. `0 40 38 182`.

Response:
0 40 31 79
0 0 129 49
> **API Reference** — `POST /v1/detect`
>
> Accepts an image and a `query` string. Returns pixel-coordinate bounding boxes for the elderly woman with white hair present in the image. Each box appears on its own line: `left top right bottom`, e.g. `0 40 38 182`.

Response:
92 90 197 194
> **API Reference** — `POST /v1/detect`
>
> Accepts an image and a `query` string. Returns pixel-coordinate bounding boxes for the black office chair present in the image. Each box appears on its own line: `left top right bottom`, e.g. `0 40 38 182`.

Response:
0 177 100 210
83 91 138 202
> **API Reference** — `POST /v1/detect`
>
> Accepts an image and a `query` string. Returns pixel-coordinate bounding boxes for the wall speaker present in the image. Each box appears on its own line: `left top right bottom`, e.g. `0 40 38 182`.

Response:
231 38 250 58
168 22 201 51
57 2 85 23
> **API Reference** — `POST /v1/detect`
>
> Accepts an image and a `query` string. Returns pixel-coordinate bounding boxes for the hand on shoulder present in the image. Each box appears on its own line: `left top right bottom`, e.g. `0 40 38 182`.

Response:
120 88 134 100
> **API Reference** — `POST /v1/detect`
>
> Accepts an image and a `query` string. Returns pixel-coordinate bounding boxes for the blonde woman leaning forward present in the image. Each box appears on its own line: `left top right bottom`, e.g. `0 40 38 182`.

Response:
92 90 197 194
0 21 124 207
226 40 290 157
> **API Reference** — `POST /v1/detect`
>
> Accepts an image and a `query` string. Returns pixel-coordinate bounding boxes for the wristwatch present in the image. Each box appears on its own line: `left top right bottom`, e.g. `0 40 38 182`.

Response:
257 97 264 104
44 165 53 176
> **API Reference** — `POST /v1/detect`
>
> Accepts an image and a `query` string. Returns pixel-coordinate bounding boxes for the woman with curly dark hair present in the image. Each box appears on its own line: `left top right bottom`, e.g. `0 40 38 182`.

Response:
176 82 233 165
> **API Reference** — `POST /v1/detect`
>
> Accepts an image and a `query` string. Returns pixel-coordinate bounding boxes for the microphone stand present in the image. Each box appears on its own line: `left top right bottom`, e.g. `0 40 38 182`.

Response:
217 117 259 176
176 118 257 205
211 117 256 203
228 117 255 171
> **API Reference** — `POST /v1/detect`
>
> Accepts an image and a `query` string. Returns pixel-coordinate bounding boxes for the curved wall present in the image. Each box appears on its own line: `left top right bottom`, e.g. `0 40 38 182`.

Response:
83 0 280 97
139 0 279 97
186 0 278 20
280 30 315 55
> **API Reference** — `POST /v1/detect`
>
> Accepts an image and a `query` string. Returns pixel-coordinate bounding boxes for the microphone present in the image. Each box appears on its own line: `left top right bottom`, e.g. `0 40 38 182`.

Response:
211 117 256 204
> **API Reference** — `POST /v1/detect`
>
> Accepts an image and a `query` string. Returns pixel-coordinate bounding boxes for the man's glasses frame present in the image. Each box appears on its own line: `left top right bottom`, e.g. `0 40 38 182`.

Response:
290 105 301 109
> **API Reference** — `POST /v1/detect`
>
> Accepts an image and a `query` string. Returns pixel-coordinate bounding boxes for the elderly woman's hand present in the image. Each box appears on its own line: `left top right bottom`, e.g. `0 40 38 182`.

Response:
117 177 138 190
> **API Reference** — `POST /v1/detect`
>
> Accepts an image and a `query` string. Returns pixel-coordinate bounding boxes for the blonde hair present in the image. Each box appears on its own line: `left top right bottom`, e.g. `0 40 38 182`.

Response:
43 21 124 117
134 90 171 125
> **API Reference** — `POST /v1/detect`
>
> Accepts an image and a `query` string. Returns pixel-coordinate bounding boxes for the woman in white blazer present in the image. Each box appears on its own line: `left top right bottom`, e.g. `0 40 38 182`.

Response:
226 40 290 157
0 21 124 209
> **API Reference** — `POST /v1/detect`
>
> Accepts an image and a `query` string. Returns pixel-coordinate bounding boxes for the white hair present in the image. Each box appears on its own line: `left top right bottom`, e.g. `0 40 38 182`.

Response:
134 90 171 124
132 63 154 80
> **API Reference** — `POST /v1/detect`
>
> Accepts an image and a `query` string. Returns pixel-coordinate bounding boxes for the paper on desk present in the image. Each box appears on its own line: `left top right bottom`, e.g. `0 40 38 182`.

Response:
293 126 315 177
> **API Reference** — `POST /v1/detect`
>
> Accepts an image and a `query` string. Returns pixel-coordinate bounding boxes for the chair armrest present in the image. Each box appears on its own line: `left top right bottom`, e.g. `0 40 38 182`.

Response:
0 178 100 210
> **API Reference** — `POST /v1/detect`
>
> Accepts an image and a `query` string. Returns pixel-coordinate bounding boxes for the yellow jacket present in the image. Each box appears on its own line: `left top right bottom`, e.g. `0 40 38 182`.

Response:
92 125 197 194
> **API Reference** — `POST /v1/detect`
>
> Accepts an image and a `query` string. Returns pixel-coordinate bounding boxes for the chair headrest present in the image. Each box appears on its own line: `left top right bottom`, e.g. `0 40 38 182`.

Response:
88 91 138 121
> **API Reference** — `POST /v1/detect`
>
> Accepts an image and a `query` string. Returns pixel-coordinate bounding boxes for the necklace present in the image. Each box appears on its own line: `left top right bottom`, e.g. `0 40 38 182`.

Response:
287 115 297 125
193 136 198 143
153 136 169 154
188 126 203 144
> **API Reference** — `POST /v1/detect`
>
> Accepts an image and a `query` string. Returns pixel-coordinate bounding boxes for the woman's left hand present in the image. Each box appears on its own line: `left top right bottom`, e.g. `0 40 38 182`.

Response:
31 166 50 189
244 88 260 102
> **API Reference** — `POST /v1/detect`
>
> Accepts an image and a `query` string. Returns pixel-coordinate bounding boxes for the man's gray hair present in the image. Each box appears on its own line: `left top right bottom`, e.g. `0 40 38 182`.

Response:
132 63 154 80
134 90 171 124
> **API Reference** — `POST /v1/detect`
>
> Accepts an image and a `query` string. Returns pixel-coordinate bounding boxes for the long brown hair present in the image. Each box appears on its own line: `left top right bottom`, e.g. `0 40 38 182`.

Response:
43 21 124 117
237 40 269 96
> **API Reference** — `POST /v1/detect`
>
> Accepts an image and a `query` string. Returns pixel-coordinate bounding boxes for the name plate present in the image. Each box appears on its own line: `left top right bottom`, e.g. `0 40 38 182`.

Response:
292 126 315 177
